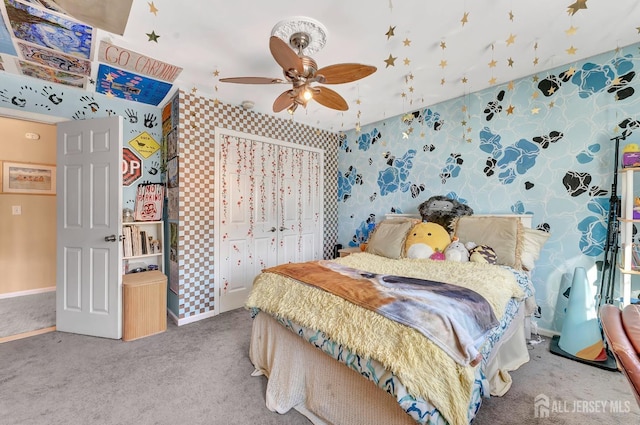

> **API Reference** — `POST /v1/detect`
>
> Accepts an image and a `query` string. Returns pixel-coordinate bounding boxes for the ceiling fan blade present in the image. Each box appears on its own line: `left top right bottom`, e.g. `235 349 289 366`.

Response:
315 64 377 84
269 36 303 74
273 90 294 113
219 77 285 84
313 86 349 111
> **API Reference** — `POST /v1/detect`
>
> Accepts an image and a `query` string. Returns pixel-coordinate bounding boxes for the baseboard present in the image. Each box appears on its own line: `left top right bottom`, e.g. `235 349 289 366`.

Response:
0 286 55 299
0 326 56 344
167 308 217 326
537 326 560 338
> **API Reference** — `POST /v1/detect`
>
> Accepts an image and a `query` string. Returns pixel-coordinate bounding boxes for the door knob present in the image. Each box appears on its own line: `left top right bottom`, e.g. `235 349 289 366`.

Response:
104 235 123 242
268 227 277 232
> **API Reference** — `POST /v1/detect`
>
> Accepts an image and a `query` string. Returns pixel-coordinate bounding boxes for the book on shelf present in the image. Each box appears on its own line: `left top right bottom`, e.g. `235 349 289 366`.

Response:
122 224 156 257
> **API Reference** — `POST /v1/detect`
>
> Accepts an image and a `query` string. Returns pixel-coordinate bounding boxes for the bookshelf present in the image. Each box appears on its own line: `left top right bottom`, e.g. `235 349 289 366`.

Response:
618 167 640 306
122 221 164 275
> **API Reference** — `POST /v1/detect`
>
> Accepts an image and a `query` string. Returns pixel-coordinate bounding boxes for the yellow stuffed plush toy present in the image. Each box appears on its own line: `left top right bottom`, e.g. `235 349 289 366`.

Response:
404 222 452 259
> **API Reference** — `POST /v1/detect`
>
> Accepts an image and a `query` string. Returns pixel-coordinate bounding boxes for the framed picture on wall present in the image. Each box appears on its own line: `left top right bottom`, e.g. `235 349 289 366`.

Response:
2 161 56 195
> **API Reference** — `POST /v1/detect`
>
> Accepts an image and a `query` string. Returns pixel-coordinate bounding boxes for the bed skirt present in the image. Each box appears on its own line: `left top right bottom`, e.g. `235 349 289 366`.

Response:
249 309 530 424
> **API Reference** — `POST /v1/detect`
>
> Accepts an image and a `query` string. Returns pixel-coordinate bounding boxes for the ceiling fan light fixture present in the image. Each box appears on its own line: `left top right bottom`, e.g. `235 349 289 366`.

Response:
287 104 298 115
303 89 313 101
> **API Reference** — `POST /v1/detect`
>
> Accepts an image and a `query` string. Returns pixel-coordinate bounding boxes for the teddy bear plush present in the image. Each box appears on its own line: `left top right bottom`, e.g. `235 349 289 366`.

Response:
404 222 451 259
418 195 474 233
444 237 469 262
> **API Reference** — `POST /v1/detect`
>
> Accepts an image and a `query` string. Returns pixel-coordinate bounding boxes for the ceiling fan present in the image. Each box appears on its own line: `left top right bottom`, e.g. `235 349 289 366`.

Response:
220 30 376 114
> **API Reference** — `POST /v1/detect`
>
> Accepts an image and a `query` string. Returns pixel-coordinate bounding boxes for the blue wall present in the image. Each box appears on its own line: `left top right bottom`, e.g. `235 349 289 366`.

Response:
337 43 640 332
0 71 164 208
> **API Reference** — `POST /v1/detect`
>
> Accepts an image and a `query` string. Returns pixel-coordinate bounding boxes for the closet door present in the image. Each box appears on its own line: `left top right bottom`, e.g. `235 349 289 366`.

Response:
215 129 323 313
277 146 322 264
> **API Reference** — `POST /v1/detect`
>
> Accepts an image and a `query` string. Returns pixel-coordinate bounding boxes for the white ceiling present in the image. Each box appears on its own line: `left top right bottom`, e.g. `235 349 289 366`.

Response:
7 1 640 131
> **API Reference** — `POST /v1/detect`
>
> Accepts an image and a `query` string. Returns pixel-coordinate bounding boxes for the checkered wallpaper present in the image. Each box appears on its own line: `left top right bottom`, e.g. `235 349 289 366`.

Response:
176 91 339 320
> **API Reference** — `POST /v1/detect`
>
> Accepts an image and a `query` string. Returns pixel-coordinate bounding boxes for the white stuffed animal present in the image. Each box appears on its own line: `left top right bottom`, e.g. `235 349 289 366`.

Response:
444 237 470 262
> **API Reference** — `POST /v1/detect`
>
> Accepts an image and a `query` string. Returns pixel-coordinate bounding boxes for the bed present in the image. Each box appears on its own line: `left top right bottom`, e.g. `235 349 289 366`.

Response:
246 214 548 425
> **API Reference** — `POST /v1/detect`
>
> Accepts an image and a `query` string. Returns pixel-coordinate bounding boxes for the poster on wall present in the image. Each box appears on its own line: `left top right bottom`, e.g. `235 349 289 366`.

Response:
169 221 178 294
167 157 178 188
167 186 178 221
134 183 164 221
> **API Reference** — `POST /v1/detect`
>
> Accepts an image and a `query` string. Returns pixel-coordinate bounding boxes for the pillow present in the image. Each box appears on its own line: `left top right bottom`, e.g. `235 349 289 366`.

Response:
366 219 415 259
520 228 551 271
453 216 524 269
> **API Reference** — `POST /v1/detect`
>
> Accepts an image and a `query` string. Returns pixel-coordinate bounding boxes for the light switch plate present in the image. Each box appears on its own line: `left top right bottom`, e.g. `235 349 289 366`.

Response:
12 205 21 215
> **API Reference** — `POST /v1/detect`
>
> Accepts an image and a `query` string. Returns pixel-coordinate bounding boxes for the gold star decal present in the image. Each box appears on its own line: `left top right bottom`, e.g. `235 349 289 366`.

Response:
462 105 467 112
439 59 448 69
507 57 514 67
105 90 115 98
531 108 540 114
440 41 447 50
547 86 556 95
488 59 498 68
420 132 425 138
506 33 516 46
213 70 220 77
191 86 198 93
461 76 468 83
509 10 514 21
408 73 414 80
148 1 158 15
146 30 160 42
506 105 515 115
566 45 578 55
533 57 539 65
489 77 497 85
408 86 414 93
566 67 577 77
567 0 588 16
403 38 411 46
404 57 411 66
461 12 469 26
385 26 396 39
355 123 361 133
440 78 446 85
565 26 578 36
461 119 467 126
532 91 539 99
508 81 515 90
356 99 361 105
105 72 115 82
549 101 555 108
532 75 540 82
384 54 397 67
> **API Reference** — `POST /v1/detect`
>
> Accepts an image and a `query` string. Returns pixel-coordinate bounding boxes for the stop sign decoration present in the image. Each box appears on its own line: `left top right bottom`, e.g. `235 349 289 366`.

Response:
122 147 142 186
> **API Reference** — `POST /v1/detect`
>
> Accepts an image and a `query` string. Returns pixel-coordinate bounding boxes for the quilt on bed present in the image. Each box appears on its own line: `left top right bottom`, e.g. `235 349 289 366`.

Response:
265 260 498 367
246 253 531 425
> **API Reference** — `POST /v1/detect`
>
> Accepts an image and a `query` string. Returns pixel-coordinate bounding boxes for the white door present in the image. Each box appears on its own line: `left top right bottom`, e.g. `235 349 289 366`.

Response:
278 146 323 264
56 116 123 339
215 129 323 313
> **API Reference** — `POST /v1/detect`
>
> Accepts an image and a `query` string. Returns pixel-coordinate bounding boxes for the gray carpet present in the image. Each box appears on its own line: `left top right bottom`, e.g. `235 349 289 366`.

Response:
0 308 638 425
0 291 55 338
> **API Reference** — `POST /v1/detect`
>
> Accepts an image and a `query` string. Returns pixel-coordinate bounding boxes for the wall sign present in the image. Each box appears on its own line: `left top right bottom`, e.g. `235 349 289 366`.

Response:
122 147 142 186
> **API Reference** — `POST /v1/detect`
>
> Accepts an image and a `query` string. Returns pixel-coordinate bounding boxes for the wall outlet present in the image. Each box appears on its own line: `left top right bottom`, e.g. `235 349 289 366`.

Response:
12 205 21 215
